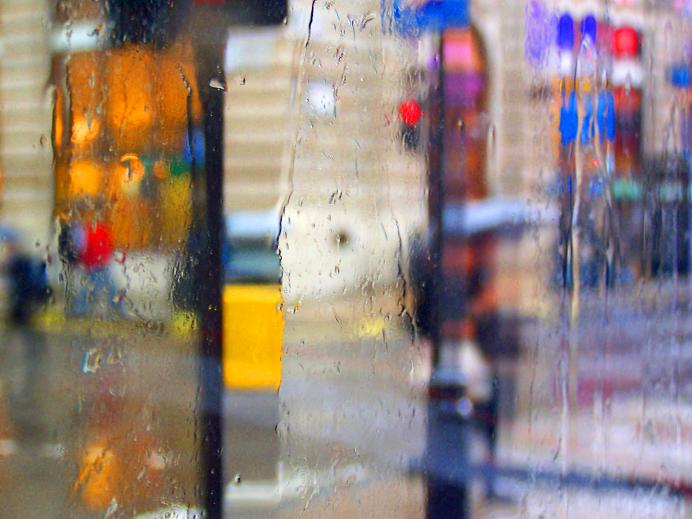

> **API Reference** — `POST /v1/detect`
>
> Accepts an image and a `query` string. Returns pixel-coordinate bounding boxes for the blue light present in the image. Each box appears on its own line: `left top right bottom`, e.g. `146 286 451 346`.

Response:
557 13 574 51
391 0 469 36
580 14 597 44
597 91 616 142
560 91 578 145
670 65 690 88
581 94 594 144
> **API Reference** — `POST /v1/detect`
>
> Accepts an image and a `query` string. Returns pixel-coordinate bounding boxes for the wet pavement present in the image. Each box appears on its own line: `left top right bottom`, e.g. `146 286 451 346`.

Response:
0 323 201 518
0 282 690 518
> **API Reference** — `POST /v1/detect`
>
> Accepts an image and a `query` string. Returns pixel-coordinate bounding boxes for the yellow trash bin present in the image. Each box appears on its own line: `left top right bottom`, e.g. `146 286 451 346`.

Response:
222 284 283 391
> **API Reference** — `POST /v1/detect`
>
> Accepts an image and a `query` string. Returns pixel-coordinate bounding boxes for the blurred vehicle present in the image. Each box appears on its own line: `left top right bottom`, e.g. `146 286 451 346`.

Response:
222 211 283 391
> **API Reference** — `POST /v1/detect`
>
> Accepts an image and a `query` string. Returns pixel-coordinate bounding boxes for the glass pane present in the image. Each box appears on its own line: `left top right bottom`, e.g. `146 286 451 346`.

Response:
1 1 215 516
0 1 690 518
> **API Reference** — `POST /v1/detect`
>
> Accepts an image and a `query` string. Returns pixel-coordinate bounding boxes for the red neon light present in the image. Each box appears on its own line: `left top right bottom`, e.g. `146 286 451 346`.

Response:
399 99 423 126
612 27 639 57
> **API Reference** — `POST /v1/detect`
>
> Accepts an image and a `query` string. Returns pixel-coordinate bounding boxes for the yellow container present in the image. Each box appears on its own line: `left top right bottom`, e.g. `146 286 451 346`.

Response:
222 284 283 391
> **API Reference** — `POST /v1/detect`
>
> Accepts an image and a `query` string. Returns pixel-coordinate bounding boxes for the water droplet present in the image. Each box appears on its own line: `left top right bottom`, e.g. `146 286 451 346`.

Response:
209 78 226 91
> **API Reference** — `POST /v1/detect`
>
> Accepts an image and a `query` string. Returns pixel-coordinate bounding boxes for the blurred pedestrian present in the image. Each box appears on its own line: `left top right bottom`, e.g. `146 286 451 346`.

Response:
6 239 36 326
5 237 49 326
58 217 85 268
58 215 85 314
2 235 49 436
74 220 123 317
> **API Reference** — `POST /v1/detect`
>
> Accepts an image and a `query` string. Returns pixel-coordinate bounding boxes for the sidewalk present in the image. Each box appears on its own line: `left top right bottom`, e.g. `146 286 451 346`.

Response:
31 289 403 336
262 473 685 519
271 477 425 519
30 306 195 340
502 398 692 494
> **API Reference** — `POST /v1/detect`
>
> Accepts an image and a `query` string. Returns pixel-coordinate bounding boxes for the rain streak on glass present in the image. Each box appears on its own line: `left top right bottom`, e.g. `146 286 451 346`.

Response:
0 1 688 519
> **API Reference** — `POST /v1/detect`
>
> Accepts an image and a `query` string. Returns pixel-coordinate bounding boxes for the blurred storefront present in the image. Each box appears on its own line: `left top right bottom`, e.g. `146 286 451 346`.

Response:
51 44 200 250
50 2 201 253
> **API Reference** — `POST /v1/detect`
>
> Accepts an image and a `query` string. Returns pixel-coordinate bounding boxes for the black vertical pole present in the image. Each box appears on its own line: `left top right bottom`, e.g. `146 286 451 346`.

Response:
425 33 471 519
428 36 445 369
194 42 225 519
187 3 287 515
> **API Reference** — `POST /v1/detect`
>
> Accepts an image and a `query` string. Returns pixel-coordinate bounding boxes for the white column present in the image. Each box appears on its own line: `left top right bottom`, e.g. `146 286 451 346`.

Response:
0 0 53 250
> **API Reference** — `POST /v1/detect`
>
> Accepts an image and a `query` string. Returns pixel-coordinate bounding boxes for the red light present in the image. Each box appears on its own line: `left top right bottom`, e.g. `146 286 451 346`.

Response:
399 99 423 126
612 27 639 57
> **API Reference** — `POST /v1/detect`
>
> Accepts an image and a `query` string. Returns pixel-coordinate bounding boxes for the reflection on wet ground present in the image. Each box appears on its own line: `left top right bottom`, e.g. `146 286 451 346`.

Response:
0 281 690 518
0 323 201 518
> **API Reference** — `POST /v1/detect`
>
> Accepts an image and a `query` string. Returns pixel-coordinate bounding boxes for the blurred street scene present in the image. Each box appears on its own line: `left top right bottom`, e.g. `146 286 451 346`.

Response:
0 0 690 518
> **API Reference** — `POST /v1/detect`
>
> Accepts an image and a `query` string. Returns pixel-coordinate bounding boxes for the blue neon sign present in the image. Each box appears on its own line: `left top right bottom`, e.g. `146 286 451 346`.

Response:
389 0 469 36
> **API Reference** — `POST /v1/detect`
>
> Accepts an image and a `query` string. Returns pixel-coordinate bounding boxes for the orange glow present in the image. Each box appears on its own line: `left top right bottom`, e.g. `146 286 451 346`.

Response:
71 431 164 514
106 47 155 150
53 88 65 153
73 444 119 511
104 43 202 152
71 115 101 146
151 44 203 150
109 196 152 250
105 154 145 200
67 52 104 153
153 159 169 180
68 160 103 197
54 39 200 250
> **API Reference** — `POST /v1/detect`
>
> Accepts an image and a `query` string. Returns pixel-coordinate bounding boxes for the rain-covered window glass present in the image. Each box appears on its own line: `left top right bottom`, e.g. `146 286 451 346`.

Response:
0 0 689 518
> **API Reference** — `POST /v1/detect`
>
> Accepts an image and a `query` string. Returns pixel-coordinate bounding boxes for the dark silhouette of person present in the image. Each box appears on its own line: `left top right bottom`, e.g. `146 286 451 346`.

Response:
3 237 49 439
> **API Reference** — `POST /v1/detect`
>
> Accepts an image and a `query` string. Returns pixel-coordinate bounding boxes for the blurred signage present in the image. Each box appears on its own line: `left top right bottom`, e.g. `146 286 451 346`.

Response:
393 0 469 36
188 0 288 46
105 0 287 47
106 0 177 45
191 0 287 26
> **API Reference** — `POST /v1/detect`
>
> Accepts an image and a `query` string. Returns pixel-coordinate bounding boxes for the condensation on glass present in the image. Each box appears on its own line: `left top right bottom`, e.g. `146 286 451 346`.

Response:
0 1 205 516
0 1 689 518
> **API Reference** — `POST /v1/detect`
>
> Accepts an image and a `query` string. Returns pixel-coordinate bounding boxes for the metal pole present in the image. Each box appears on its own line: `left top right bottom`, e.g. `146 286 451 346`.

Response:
429 34 445 369
193 41 226 519
187 4 287 514
425 33 471 519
